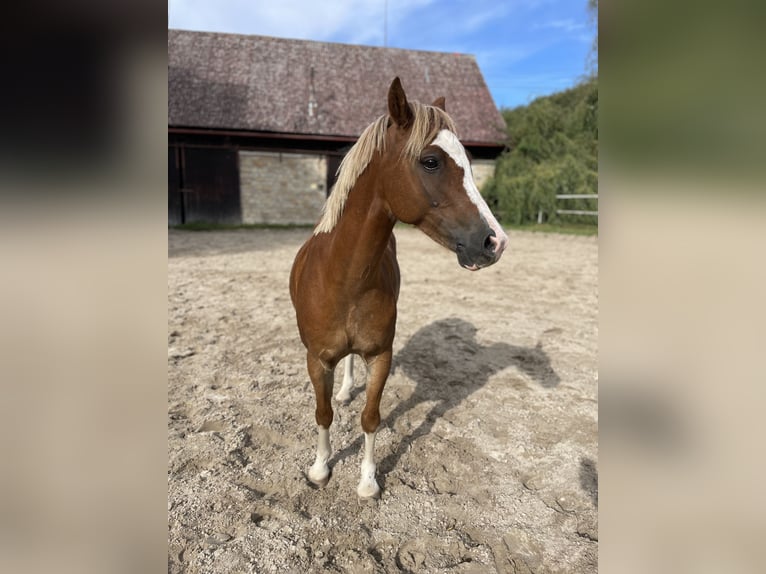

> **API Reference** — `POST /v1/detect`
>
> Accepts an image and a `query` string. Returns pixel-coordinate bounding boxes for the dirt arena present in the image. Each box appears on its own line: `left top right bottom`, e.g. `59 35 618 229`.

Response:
168 226 598 573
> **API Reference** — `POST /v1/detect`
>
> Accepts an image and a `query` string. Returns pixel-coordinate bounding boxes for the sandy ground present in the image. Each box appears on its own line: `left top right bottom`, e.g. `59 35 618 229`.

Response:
168 226 598 573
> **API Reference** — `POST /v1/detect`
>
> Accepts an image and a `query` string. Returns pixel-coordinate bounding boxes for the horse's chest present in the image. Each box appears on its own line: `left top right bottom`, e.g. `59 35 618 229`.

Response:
343 289 397 352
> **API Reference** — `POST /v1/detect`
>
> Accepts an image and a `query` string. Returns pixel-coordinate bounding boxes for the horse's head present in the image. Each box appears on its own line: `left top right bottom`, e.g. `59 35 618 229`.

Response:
382 77 509 271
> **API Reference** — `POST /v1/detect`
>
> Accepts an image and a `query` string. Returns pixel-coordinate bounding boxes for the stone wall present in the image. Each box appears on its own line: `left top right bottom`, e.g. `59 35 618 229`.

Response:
471 159 496 192
238 151 495 225
239 151 327 225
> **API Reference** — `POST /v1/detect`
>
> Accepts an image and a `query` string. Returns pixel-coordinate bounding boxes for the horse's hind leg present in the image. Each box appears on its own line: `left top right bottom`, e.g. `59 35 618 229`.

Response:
306 353 334 486
357 349 392 499
335 355 354 403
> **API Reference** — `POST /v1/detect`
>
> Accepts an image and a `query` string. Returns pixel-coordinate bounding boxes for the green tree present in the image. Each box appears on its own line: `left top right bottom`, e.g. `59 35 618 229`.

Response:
482 78 598 226
588 0 598 76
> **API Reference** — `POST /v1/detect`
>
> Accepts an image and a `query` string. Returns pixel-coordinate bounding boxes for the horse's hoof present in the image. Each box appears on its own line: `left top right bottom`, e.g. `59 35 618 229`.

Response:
357 481 381 500
307 466 331 488
308 475 330 488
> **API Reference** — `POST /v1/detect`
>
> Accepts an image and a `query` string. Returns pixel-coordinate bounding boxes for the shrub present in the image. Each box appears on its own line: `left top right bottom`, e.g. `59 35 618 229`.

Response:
482 78 598 226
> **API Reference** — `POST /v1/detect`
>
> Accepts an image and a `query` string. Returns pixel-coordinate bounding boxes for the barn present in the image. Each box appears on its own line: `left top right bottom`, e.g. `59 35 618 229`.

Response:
168 29 506 226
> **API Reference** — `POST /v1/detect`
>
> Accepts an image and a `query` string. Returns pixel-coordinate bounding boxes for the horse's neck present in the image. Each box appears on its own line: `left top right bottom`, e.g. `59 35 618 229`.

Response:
329 174 395 283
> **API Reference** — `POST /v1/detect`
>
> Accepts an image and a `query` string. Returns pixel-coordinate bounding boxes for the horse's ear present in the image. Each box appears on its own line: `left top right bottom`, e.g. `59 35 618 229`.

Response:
388 77 413 128
432 96 446 111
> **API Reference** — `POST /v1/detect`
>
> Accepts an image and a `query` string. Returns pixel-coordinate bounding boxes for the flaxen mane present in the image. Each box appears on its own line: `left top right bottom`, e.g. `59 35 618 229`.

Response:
314 101 458 234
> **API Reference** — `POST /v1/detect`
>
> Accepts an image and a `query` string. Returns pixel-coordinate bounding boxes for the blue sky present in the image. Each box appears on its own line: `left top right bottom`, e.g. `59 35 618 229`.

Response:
168 0 595 109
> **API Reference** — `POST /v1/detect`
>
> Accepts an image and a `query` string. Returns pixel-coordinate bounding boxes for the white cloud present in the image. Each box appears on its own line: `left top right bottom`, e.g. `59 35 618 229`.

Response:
537 18 587 33
169 0 435 46
460 3 513 34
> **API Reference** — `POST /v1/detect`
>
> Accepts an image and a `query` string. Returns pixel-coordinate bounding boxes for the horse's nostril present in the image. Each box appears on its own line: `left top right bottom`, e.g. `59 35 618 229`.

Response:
484 233 496 253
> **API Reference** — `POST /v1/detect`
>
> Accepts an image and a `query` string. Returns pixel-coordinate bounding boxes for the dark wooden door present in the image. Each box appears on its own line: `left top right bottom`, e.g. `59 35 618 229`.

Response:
168 146 184 225
326 154 343 197
182 147 241 224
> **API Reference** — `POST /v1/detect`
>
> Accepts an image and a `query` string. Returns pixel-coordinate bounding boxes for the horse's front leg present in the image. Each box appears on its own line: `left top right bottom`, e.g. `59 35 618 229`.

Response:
306 353 334 486
357 349 392 499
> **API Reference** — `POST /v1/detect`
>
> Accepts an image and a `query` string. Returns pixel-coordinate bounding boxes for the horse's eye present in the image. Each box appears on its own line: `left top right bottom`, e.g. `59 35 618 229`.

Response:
421 157 439 172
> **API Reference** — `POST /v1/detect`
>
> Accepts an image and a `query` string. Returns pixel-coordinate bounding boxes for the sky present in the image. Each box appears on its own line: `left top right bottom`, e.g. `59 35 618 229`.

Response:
168 0 595 110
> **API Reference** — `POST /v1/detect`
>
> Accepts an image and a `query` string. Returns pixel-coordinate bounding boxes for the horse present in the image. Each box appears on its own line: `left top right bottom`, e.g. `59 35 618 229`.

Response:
289 77 508 499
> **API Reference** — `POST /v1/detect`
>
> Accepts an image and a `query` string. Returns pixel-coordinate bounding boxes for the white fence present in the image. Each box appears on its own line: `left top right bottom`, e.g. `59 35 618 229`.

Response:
538 194 598 223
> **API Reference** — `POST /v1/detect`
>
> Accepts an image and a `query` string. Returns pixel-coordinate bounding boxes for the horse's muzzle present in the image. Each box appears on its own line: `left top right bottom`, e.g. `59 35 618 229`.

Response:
455 228 508 271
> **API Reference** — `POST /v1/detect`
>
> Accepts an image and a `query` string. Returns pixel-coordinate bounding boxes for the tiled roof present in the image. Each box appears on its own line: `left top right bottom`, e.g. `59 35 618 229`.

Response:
168 29 505 145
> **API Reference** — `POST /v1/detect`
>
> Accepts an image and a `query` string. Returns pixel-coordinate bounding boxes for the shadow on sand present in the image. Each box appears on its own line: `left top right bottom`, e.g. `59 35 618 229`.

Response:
331 317 560 483
579 457 599 508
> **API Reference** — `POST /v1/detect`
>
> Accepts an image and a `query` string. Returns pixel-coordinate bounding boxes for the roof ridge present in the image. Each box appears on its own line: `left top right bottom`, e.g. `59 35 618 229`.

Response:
168 28 477 59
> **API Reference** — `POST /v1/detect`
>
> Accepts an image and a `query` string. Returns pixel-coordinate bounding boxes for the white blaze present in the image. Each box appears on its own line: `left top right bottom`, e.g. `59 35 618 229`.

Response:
432 130 508 254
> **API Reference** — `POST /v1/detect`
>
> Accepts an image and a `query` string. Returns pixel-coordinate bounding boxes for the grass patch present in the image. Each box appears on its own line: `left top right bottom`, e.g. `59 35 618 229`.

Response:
396 220 597 236
504 222 598 236
399 220 597 236
171 222 313 231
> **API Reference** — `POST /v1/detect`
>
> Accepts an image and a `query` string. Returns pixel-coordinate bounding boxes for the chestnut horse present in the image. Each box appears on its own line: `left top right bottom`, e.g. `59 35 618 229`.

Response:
289 77 508 499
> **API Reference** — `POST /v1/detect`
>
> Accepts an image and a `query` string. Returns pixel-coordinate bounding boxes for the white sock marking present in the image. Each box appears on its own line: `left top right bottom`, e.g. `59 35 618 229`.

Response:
336 355 354 402
308 426 331 484
357 431 380 498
